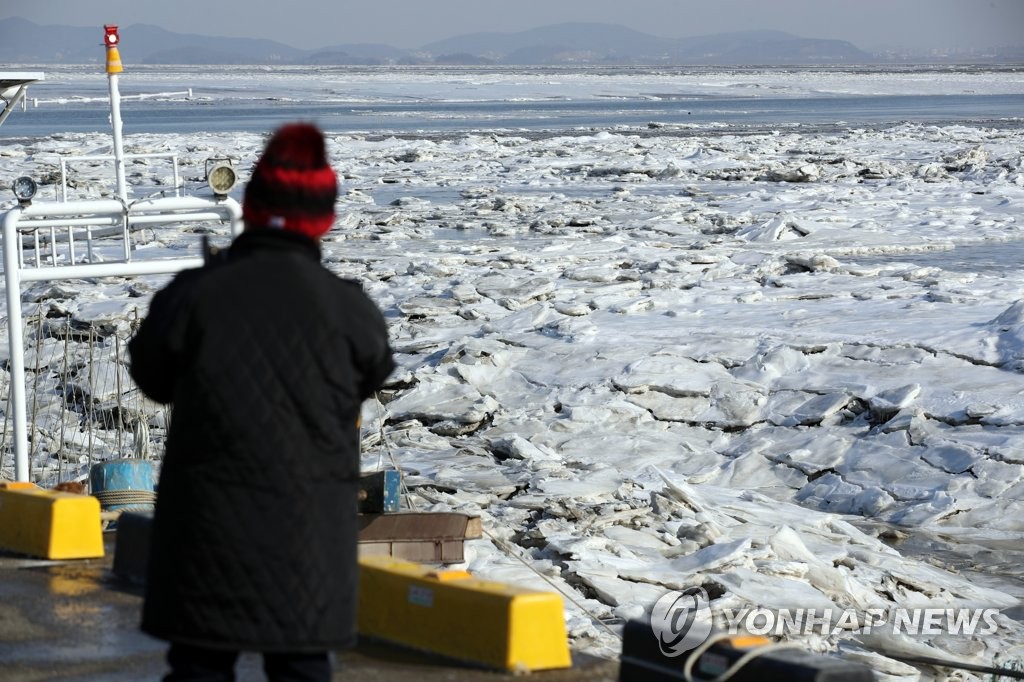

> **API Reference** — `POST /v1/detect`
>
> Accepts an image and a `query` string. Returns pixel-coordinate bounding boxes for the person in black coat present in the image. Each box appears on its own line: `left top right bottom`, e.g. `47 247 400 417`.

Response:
128 123 395 682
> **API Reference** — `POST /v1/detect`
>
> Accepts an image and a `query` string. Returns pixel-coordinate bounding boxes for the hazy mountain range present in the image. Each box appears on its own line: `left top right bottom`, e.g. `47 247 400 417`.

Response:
0 17 1019 66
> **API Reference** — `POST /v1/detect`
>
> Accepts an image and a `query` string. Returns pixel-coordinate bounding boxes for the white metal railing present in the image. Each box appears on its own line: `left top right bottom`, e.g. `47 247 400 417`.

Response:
31 89 194 107
59 153 183 202
3 195 244 482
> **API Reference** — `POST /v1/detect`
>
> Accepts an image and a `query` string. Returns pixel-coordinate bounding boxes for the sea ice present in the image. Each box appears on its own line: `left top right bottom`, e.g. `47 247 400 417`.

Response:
3 70 1024 679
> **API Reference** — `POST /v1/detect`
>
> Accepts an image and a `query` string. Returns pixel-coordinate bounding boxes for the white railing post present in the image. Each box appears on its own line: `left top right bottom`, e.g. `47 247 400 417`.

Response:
3 208 30 481
105 25 128 203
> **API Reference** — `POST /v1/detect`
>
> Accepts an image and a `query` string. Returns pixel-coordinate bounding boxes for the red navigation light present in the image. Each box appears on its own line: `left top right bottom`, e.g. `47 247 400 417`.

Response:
104 25 119 46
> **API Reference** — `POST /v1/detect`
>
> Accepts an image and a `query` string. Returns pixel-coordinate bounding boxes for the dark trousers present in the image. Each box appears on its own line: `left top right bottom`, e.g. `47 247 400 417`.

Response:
164 642 332 682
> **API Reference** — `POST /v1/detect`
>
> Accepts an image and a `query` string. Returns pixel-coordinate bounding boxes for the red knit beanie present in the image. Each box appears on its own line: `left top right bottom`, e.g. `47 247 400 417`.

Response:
243 123 337 239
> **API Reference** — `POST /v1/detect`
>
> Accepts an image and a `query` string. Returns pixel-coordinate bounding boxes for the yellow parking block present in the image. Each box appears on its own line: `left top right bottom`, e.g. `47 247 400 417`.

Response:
358 555 572 672
0 482 104 559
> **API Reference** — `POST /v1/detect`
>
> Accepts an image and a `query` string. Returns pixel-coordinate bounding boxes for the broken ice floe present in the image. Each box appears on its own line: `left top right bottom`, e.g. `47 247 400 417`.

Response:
7 98 1024 679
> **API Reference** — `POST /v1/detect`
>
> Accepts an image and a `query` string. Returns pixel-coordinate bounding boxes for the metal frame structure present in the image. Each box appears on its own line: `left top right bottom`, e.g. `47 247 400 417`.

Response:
2 197 242 482
0 72 44 129
1 27 243 482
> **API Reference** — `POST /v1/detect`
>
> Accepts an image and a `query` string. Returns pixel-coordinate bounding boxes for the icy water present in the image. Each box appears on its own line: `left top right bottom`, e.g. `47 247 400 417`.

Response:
4 64 1023 138
854 242 1024 276
7 91 1024 138
5 64 1024 675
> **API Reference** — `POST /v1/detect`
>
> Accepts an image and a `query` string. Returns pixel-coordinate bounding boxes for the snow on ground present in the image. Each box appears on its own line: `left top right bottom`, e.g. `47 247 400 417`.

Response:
31 62 1024 102
2 71 1024 679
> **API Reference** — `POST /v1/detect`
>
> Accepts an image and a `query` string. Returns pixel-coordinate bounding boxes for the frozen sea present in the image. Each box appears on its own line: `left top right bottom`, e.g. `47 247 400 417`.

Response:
3 65 1024 680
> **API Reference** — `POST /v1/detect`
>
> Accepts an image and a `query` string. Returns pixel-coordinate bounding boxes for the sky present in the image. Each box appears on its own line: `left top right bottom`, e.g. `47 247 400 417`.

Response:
2 0 1022 53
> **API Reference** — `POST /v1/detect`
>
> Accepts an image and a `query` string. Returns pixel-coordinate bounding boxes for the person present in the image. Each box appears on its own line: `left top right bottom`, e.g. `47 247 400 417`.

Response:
128 122 395 682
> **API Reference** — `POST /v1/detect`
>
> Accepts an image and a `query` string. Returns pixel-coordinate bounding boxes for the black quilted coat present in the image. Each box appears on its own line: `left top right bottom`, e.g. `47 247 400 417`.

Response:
128 228 394 652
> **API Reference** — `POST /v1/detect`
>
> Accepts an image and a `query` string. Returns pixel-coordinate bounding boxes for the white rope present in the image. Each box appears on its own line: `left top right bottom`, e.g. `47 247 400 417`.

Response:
482 526 622 642
0 369 12 477
132 419 151 460
371 391 417 511
682 632 804 682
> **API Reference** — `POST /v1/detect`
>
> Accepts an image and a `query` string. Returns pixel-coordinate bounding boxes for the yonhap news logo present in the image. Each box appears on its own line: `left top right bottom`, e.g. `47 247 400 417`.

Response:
650 587 714 656
649 590 1003 651
716 606 1001 638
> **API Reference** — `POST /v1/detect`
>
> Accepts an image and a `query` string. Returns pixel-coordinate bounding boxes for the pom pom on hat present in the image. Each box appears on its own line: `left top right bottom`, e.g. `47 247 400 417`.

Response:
243 123 338 239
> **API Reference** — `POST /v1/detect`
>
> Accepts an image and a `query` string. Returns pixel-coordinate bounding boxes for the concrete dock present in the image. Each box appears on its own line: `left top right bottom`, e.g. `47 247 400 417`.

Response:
0 535 618 682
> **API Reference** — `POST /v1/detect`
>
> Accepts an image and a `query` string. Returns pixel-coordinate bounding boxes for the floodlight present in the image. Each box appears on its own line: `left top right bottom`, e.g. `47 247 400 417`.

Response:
12 176 37 204
205 159 238 197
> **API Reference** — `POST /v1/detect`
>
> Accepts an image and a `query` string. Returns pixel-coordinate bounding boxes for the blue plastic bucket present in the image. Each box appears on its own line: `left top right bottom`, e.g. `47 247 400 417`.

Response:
89 459 156 512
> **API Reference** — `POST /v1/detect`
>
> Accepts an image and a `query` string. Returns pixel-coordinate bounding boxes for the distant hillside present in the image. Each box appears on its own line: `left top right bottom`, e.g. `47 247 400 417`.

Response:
0 17 307 64
421 22 679 61
1 17 1012 66
0 18 394 65
419 24 871 65
664 30 871 64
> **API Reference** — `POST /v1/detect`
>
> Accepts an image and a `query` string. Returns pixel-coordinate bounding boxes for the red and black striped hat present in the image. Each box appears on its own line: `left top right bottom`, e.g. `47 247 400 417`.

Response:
243 123 337 239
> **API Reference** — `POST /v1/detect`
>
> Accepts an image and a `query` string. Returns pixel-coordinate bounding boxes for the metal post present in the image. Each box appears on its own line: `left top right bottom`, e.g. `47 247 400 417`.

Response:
3 209 30 481
108 76 127 202
104 26 128 203
59 158 68 202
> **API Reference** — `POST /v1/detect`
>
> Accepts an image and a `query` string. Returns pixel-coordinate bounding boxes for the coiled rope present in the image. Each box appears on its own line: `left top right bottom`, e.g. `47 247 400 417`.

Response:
93 488 157 511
